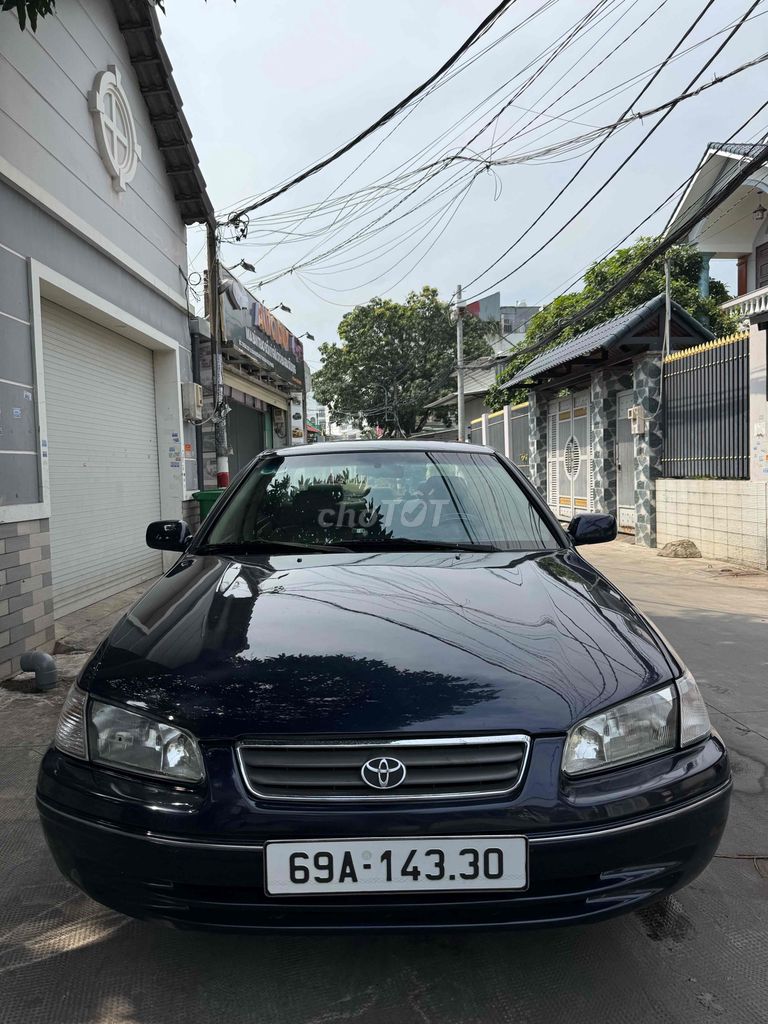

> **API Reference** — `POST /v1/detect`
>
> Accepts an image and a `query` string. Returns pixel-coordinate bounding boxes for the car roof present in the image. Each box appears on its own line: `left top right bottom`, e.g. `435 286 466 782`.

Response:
268 440 495 457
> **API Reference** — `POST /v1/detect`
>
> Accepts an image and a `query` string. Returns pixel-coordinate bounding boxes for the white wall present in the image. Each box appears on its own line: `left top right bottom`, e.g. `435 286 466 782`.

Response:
656 479 768 569
0 0 187 296
750 322 768 481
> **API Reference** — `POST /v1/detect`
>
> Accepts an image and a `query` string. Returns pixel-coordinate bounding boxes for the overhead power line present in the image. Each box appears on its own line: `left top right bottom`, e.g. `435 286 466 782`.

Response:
462 0 728 298
231 4 762 299
223 0 519 227
476 106 768 366
500 123 768 377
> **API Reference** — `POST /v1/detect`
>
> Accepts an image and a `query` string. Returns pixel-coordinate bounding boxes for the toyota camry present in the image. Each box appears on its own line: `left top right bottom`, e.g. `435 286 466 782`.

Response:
37 441 730 930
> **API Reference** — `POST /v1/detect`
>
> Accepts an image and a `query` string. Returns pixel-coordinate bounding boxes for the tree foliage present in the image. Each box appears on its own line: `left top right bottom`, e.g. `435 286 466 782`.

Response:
2 0 55 31
486 238 736 410
312 287 494 436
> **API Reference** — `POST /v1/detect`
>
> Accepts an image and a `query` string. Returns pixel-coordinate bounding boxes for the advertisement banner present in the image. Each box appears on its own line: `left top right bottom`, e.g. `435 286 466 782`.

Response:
221 275 305 388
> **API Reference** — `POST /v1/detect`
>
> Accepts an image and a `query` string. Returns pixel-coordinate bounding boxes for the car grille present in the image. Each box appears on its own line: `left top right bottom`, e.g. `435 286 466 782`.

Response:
236 735 530 802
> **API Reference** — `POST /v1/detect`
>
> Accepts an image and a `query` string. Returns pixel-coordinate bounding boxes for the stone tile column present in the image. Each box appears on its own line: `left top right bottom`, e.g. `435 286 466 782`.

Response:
633 354 663 547
590 366 634 516
527 390 548 497
590 370 615 516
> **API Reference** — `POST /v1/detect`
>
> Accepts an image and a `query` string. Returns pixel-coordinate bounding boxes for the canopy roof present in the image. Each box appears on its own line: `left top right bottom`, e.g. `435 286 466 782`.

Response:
504 295 712 389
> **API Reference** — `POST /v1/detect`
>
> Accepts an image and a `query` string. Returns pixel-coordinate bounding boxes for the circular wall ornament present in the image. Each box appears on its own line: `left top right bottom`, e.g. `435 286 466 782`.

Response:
89 65 141 192
564 435 581 480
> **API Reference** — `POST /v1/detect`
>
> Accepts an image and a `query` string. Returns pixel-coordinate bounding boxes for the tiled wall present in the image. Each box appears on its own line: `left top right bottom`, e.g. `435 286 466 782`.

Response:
527 391 548 496
656 480 768 568
633 354 664 548
0 519 54 680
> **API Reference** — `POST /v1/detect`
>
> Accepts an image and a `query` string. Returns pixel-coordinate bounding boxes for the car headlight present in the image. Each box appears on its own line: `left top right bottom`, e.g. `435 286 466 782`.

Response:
563 671 711 776
52 686 203 783
563 685 676 776
87 700 204 782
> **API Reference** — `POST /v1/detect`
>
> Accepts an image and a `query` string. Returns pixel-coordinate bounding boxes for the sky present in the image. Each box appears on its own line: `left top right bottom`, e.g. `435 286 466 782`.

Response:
159 0 768 372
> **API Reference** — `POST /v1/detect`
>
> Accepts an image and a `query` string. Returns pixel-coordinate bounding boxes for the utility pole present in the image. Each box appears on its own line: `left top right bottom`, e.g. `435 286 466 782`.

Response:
206 221 230 488
456 284 465 442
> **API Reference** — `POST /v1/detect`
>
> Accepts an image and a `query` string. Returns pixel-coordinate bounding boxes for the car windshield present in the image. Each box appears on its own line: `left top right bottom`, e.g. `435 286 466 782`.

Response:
200 449 559 553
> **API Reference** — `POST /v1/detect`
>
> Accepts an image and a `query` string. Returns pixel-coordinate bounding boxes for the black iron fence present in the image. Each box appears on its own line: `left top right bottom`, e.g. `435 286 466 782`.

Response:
662 332 749 479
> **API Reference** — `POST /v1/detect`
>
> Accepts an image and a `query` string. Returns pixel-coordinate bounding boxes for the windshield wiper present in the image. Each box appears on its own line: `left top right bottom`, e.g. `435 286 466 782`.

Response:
197 540 353 555
342 539 501 553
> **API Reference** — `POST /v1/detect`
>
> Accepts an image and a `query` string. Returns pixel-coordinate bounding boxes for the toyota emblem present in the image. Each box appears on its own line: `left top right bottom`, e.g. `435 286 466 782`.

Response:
361 756 407 791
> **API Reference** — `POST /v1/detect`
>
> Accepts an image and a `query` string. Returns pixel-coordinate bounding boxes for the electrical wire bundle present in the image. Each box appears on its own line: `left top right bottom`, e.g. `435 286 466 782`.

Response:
196 0 767 344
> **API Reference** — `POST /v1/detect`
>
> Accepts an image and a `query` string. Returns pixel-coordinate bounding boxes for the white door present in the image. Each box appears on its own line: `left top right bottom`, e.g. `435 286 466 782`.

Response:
547 391 592 520
42 301 163 616
616 390 636 530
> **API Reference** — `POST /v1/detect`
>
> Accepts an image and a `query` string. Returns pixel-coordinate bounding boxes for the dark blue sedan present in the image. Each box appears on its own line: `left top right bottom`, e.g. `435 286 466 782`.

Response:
37 442 730 930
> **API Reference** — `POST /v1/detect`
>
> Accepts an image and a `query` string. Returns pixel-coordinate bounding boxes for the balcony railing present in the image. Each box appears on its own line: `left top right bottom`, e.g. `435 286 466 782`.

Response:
721 284 768 319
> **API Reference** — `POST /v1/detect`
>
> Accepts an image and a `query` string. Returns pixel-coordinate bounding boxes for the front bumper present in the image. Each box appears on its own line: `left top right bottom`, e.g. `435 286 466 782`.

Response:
37 779 731 931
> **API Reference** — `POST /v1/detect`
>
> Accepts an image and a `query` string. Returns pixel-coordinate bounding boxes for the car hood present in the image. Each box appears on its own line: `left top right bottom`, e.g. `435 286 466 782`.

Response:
83 550 675 740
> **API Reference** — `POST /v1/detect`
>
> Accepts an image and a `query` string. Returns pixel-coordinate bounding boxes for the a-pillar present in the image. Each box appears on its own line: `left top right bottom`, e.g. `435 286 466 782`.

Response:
633 353 663 547
527 390 548 497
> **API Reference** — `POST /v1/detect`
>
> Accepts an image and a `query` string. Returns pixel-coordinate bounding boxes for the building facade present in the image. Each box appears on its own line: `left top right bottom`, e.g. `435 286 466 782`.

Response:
421 295 541 438
502 296 714 545
202 267 306 480
655 141 768 566
0 1 212 679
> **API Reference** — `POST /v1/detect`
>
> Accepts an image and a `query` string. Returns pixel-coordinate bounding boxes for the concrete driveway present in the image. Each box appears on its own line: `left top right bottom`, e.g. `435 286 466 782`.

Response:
1 539 766 1024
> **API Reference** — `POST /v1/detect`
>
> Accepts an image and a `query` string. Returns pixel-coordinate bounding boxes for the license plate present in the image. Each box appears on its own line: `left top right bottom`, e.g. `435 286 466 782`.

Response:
264 836 527 895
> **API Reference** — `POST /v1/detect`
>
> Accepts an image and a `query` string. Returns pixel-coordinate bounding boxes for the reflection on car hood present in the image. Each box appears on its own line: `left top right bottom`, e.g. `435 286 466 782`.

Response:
83 550 675 740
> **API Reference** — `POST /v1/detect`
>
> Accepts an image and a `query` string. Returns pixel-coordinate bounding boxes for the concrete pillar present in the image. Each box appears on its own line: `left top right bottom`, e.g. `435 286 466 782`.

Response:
633 354 664 547
749 323 767 480
589 370 617 516
502 404 512 459
527 390 548 497
698 252 714 298
590 366 634 516
481 413 489 446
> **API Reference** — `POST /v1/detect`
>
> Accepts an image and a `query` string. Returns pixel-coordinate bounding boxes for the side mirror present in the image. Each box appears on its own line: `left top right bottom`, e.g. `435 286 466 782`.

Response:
567 513 617 546
146 520 192 552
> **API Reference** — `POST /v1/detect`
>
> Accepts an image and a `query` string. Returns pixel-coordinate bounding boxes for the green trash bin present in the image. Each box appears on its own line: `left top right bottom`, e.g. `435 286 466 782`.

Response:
192 489 225 522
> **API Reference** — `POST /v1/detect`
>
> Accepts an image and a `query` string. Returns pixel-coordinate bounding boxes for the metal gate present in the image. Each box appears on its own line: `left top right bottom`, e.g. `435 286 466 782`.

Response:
547 391 592 521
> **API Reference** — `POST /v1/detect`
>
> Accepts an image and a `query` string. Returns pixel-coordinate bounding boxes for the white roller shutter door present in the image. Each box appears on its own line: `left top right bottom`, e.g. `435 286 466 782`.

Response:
42 301 162 616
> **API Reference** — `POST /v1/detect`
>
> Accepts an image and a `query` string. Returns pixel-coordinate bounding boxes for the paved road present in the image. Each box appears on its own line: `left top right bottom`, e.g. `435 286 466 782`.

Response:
1 540 766 1024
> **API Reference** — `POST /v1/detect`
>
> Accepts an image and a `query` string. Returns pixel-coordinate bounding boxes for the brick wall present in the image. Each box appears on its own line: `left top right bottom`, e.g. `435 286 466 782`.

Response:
656 480 768 568
0 519 55 681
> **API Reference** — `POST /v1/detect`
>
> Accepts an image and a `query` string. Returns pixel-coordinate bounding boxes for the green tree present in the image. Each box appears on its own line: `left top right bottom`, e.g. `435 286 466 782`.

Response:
2 0 55 31
312 286 494 436
486 238 736 409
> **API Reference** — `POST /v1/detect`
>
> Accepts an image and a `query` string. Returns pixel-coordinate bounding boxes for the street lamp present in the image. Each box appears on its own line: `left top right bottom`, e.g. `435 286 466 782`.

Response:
235 259 256 273
754 201 766 223
270 302 292 314
297 331 315 341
